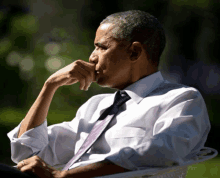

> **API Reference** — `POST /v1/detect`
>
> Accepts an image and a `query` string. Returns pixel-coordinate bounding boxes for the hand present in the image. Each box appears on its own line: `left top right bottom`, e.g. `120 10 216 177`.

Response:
46 59 95 90
17 156 64 178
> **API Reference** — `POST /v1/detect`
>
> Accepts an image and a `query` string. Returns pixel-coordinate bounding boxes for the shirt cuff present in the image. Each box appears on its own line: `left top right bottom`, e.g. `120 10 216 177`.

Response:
7 120 48 153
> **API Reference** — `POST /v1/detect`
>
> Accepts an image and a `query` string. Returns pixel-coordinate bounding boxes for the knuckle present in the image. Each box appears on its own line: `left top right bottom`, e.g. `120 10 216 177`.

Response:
33 155 39 159
33 161 39 167
72 63 78 70
67 71 72 76
34 156 42 162
20 167 27 172
67 73 72 78
75 60 81 65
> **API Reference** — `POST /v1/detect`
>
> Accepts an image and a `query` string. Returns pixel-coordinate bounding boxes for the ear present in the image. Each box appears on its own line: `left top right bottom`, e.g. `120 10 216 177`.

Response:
129 42 142 61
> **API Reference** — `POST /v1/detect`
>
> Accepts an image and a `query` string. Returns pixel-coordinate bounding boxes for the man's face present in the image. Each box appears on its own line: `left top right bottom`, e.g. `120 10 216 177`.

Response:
89 23 132 90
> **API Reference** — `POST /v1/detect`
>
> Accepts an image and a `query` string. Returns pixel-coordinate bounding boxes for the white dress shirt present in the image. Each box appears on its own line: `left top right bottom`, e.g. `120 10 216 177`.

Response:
7 71 211 171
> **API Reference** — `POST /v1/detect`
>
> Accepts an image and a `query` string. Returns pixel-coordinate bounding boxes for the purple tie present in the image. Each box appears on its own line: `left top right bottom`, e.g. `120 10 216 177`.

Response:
62 91 131 170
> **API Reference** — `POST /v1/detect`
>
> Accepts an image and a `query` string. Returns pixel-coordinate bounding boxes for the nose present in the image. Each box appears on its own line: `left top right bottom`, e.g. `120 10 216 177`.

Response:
89 50 98 64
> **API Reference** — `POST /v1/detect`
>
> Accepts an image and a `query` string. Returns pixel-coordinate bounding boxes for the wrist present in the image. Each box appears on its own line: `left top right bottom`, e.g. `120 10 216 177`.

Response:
44 80 59 91
57 170 68 178
51 170 67 178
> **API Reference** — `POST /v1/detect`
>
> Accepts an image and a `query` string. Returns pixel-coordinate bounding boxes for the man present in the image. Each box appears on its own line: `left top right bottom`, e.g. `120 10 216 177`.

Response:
7 10 210 178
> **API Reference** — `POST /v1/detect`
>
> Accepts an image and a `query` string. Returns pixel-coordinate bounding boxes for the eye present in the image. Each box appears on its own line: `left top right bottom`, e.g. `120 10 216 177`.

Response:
96 46 106 50
95 43 107 50
100 46 107 50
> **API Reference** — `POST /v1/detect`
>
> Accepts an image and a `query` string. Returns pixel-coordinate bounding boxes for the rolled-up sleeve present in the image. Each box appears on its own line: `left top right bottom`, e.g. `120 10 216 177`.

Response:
7 120 48 163
7 118 80 166
6 94 107 167
106 89 211 170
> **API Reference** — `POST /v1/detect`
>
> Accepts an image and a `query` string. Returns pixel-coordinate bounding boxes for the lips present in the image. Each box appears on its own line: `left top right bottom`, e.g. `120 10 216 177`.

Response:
95 67 103 80
95 67 101 74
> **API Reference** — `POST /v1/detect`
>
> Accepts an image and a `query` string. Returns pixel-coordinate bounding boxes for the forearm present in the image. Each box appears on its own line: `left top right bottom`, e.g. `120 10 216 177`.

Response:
61 160 130 178
17 60 95 138
18 82 57 138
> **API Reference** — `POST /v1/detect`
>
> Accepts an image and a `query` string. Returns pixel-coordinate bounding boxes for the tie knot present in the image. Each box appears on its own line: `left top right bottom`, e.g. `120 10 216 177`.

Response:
113 91 131 107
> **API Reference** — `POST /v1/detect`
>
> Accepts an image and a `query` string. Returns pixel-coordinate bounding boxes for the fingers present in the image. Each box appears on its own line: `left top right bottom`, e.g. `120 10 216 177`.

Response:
76 70 86 90
76 64 93 90
20 161 37 172
77 60 96 81
17 160 25 170
70 60 95 90
17 156 40 171
68 66 86 90
17 156 54 178
47 59 95 90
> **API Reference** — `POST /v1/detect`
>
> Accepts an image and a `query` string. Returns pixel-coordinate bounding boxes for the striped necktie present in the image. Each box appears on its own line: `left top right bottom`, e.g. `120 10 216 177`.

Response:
62 91 131 170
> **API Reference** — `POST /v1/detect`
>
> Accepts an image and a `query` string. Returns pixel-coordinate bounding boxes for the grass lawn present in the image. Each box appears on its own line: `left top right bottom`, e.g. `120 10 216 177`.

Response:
186 157 220 177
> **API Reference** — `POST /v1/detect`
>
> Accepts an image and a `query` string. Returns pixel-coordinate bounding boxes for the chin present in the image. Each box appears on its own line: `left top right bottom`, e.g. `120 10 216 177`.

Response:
97 81 111 88
96 78 108 87
96 77 123 89
99 83 122 90
96 80 115 89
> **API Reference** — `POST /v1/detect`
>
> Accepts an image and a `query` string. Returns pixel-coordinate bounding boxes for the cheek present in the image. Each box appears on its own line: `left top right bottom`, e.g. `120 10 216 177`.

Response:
97 53 112 70
100 50 129 71
107 54 125 68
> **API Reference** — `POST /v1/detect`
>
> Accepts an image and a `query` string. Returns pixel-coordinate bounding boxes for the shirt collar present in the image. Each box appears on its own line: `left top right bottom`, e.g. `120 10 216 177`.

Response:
123 71 164 104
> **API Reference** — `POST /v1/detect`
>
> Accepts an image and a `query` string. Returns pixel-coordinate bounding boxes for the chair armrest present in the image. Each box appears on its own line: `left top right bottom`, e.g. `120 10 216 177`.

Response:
94 147 218 178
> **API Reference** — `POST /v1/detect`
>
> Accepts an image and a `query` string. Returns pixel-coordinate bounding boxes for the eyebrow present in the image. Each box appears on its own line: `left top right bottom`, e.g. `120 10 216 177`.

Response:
95 42 104 47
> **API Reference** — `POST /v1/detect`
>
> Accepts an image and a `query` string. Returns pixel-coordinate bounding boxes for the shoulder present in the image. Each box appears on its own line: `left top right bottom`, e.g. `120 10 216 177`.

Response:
144 81 208 121
150 80 201 99
146 80 205 111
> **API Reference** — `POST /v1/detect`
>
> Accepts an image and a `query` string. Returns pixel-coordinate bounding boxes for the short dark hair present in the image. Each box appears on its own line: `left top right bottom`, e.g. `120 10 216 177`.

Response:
100 10 166 67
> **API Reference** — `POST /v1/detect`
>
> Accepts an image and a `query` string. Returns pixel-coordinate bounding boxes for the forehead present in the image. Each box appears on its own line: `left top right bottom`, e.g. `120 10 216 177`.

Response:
94 23 115 43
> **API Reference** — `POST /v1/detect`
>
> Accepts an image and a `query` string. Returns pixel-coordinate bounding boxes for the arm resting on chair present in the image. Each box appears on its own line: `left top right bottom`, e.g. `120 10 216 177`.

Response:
62 160 130 178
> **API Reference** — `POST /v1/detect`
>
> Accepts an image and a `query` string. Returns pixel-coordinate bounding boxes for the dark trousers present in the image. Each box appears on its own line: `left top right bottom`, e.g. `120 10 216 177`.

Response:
0 163 38 178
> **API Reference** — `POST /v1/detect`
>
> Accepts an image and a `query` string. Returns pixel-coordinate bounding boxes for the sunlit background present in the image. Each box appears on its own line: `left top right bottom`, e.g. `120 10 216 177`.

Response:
0 0 219 177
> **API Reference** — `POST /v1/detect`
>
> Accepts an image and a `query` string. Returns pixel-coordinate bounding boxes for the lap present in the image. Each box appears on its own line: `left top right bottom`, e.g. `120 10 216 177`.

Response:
0 163 37 178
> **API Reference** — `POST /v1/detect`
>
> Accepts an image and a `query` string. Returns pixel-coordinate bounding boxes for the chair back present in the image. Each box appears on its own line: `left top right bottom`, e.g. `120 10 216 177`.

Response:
96 147 218 178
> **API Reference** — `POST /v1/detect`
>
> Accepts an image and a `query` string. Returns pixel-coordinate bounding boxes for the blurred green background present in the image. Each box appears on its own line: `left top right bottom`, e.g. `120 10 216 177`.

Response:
0 0 220 177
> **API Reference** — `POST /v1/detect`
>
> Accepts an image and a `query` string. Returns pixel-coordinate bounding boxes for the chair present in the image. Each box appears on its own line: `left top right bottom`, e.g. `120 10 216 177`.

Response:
95 147 218 178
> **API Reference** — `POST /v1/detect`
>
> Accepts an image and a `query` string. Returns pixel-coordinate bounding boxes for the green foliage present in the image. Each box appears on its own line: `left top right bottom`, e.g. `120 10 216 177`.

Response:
50 28 72 42
47 109 78 125
0 38 12 55
0 11 5 22
0 107 78 127
11 15 39 35
187 158 220 177
0 108 25 126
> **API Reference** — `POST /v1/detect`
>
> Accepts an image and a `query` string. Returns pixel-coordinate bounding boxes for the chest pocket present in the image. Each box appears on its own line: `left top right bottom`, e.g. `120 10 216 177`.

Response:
110 127 146 138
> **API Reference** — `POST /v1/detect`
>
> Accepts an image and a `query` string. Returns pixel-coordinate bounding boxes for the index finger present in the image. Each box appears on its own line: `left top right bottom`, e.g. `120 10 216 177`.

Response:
76 59 95 70
76 59 96 81
17 155 41 170
17 160 26 170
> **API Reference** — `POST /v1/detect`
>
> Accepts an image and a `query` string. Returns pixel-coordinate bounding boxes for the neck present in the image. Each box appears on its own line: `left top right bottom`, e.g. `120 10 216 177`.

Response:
131 65 158 84
117 68 158 91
